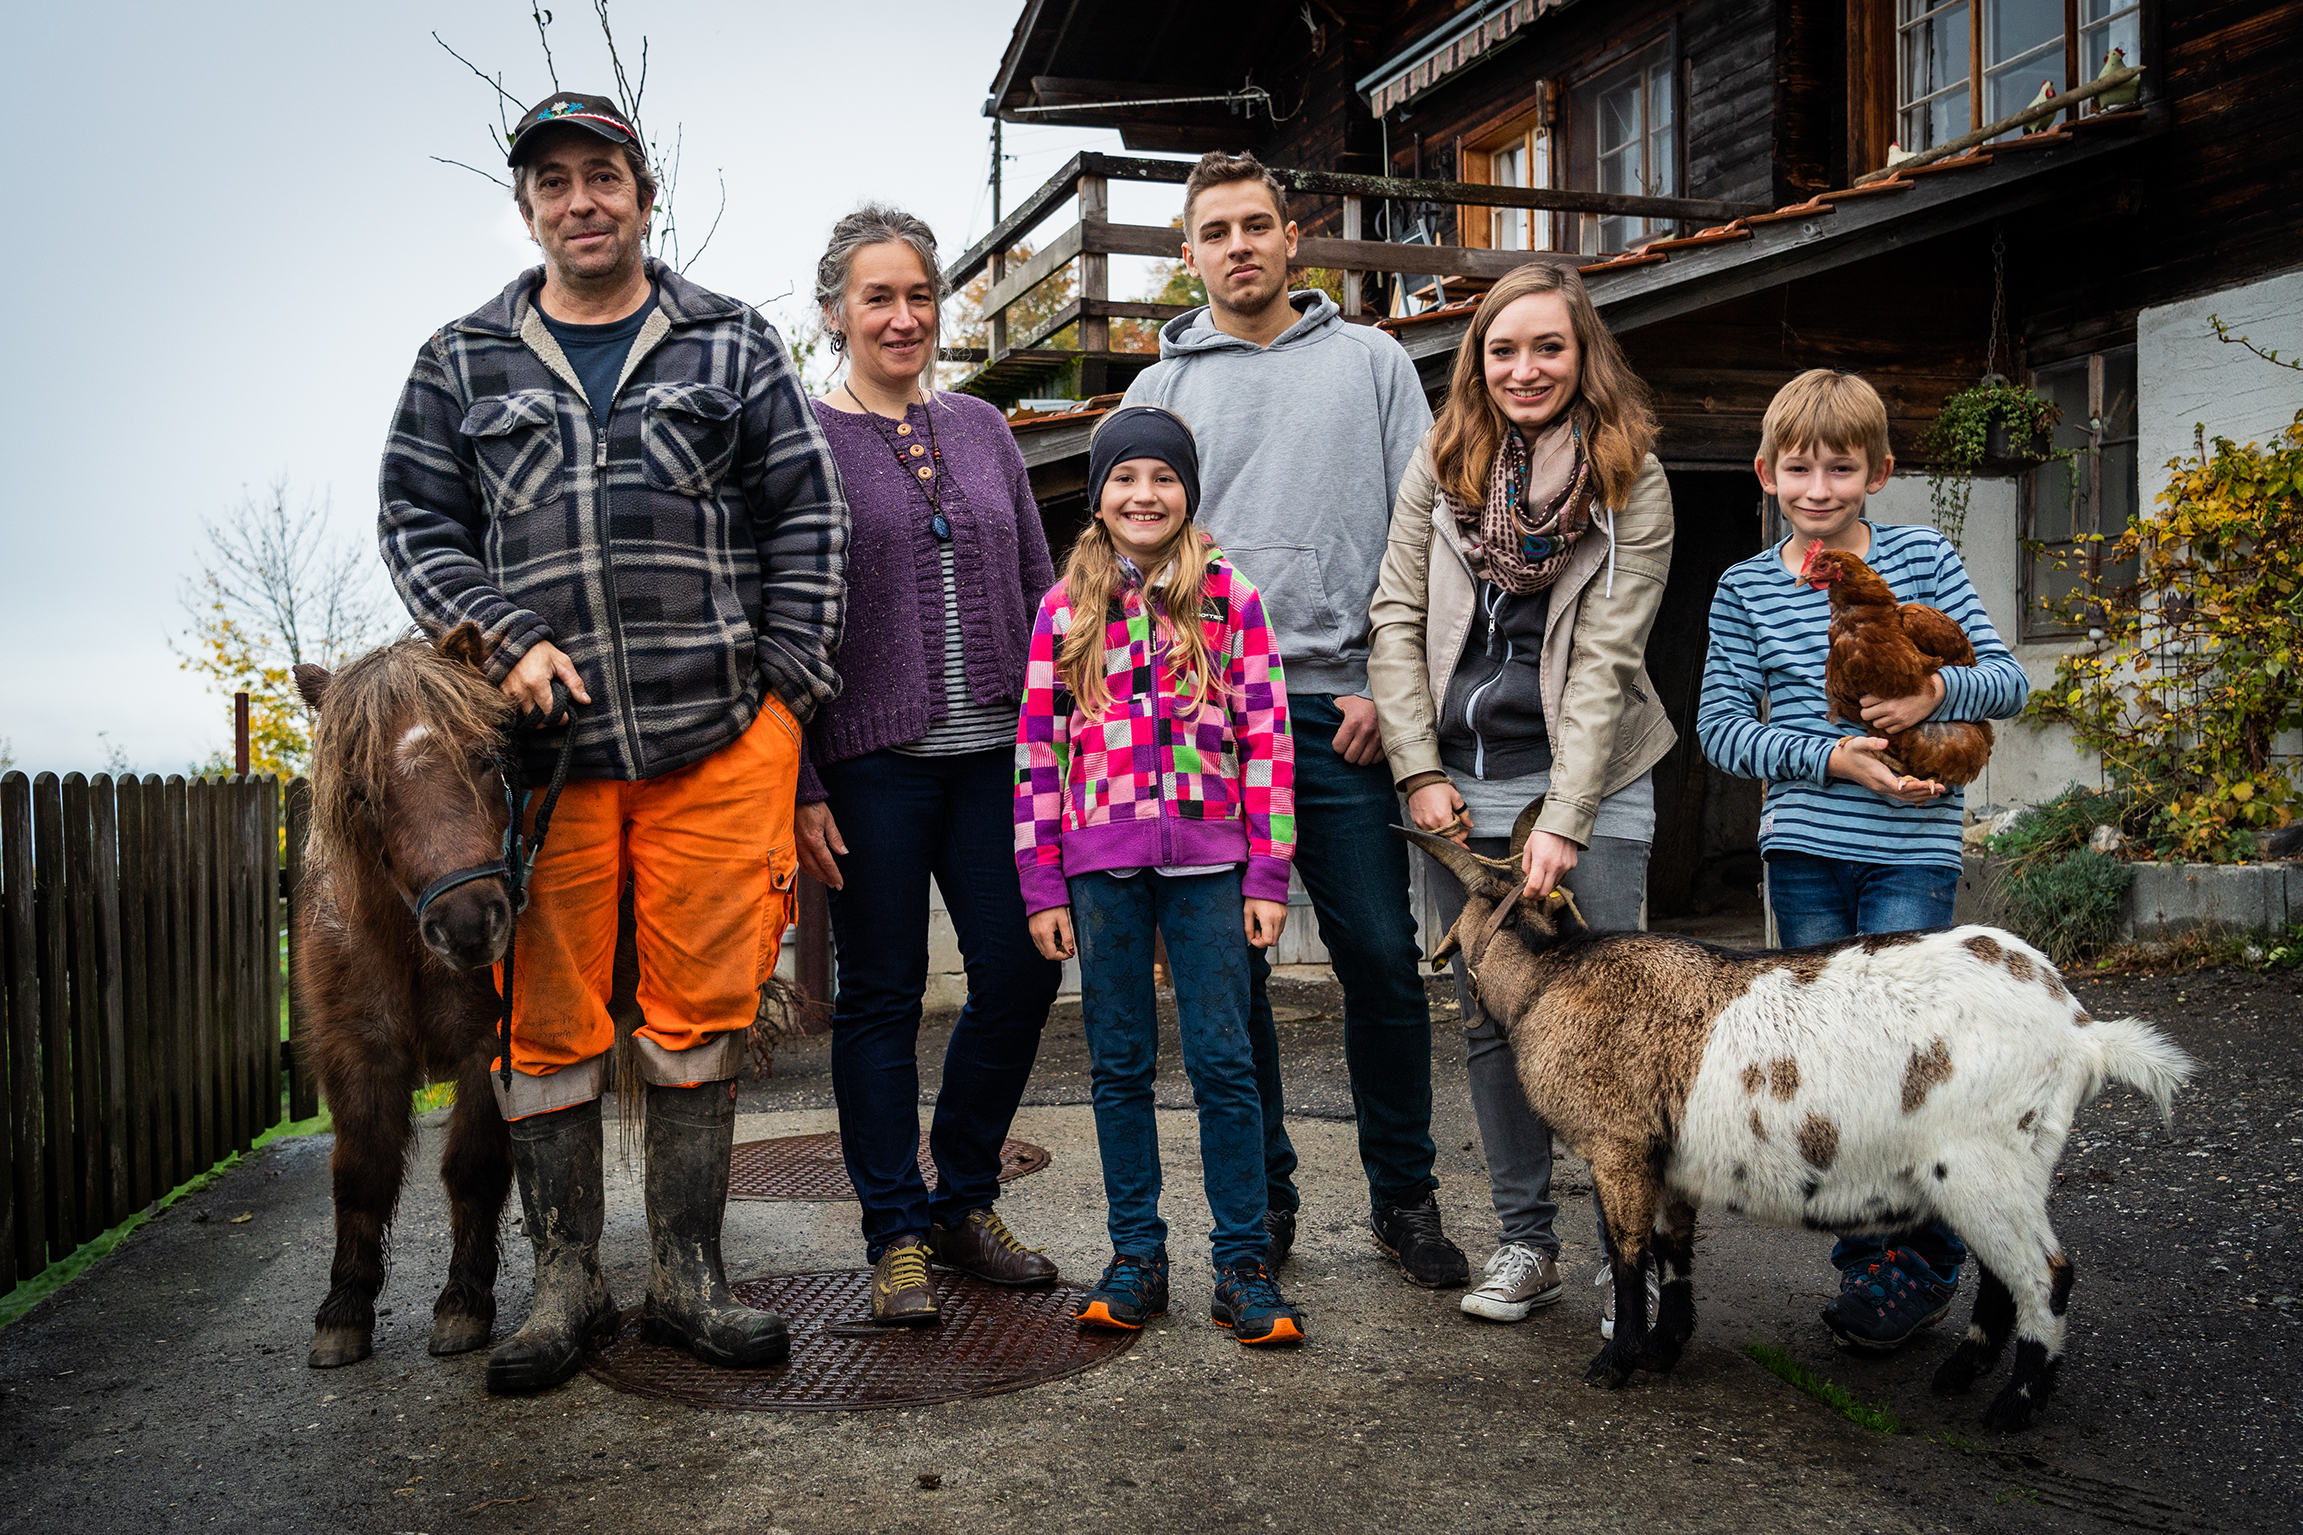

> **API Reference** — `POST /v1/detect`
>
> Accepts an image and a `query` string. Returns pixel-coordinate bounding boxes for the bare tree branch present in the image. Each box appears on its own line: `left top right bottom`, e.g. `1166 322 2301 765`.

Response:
432 155 513 189
433 32 525 119
682 170 728 274
530 1 560 93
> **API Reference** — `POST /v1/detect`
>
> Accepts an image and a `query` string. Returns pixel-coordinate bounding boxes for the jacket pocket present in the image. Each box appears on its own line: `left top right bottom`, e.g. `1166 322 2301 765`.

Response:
642 382 742 497
460 391 564 517
1220 544 1338 659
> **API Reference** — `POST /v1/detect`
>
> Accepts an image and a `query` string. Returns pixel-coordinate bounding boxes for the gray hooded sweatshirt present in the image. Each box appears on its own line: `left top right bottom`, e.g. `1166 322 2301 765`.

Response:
1122 291 1433 698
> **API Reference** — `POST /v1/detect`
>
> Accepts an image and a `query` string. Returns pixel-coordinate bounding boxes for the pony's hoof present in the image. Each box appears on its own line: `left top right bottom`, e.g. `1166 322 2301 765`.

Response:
307 1326 373 1369
1932 1344 1984 1395
1582 1348 1632 1388
429 1314 493 1356
1980 1383 2039 1433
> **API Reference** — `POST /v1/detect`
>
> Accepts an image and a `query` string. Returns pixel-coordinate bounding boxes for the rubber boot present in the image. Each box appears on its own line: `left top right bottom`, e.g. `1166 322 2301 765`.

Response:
485 1098 618 1395
640 1079 791 1368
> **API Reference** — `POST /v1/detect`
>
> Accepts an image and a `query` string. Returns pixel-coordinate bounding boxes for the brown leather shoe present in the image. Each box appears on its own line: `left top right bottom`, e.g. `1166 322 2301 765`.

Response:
929 1208 1059 1286
869 1236 940 1326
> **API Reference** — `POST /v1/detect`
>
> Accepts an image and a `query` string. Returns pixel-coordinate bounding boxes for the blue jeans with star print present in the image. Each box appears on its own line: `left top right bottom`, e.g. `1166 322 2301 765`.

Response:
1070 868 1269 1270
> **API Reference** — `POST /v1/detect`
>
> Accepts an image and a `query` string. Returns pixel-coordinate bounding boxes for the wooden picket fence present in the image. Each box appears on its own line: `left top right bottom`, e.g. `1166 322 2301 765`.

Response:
0 770 307 1292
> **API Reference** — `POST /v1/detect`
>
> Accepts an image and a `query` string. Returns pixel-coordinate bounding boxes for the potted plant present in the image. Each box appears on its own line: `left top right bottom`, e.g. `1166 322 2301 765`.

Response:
1917 373 2063 549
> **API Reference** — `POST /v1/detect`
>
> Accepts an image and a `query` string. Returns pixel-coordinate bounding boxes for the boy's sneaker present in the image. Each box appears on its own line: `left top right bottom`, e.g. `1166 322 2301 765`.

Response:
1263 1208 1297 1267
1461 1242 1563 1322
1822 1247 1959 1351
1209 1260 1306 1345
1596 1260 1662 1340
1371 1194 1471 1288
1075 1252 1168 1331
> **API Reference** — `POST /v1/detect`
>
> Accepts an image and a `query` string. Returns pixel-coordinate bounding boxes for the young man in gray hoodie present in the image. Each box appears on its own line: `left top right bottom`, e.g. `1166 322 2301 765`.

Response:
1122 152 1465 1288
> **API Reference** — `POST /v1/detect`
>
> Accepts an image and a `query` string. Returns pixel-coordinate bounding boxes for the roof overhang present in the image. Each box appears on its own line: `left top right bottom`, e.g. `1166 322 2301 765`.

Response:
1381 111 2160 375
1356 0 1578 118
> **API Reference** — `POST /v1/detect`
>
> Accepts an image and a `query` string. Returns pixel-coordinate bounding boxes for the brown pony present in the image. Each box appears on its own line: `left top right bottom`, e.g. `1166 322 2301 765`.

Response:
293 623 518 1368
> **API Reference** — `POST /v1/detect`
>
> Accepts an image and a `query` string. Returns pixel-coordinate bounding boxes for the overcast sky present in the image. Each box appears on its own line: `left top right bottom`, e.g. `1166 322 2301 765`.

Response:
2 0 1196 775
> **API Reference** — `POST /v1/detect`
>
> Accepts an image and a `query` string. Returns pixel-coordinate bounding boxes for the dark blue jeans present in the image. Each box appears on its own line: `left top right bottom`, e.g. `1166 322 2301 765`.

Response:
1247 693 1436 1217
1767 851 1968 1280
819 747 1062 1261
1071 869 1267 1269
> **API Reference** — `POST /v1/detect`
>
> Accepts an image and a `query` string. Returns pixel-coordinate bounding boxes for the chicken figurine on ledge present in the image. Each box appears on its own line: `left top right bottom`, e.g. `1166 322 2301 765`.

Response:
1801 543 1995 787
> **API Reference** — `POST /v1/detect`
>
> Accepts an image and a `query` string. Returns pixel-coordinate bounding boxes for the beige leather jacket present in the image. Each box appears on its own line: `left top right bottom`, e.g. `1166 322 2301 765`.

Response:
1367 437 1678 847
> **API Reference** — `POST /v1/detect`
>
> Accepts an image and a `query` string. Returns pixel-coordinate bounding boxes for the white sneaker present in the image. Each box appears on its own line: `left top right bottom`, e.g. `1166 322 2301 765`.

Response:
1460 1242 1563 1322
1596 1260 1662 1339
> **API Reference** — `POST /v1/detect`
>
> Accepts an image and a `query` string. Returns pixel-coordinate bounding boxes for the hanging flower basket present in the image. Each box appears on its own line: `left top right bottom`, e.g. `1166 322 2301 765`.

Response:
1918 374 2065 548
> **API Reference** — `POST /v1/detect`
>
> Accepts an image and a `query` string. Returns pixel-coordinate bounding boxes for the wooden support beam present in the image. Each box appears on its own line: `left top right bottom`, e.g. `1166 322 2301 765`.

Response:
1077 174 1110 355
1013 298 1196 355
1854 67 2144 183
1341 196 1362 318
977 222 1084 317
1277 168 1768 224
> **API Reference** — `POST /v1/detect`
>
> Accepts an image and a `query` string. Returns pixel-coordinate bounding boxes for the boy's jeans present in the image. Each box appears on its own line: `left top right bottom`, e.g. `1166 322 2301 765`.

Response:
1071 869 1269 1270
1766 851 1968 1281
1245 693 1437 1219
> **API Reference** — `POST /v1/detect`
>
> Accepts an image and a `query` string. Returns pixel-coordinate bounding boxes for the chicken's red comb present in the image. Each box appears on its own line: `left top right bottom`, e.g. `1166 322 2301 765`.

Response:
1799 542 1822 576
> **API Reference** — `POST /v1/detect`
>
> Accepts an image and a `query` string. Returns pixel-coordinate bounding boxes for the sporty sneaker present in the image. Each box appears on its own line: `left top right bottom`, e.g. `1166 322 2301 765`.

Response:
1263 1207 1297 1268
1596 1259 1662 1340
1461 1242 1563 1322
1210 1260 1306 1345
1371 1194 1470 1288
1075 1252 1169 1331
1822 1247 1959 1351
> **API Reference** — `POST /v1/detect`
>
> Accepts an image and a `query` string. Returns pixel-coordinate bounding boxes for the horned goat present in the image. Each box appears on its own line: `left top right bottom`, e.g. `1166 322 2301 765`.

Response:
1401 818 2195 1431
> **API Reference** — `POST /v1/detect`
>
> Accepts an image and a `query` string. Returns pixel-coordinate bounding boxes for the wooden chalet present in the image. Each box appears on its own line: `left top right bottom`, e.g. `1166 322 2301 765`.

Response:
954 0 2303 922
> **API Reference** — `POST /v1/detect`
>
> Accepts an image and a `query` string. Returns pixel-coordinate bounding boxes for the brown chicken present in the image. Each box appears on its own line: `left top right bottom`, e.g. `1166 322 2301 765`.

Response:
1800 543 1995 787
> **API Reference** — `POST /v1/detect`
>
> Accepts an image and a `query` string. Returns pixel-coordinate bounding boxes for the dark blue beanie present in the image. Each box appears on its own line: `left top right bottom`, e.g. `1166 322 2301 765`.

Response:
1089 405 1201 519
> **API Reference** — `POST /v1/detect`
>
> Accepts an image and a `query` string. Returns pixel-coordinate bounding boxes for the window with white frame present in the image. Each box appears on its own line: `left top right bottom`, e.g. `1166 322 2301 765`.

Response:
1898 1 2140 153
2025 344 2139 638
1571 42 1675 255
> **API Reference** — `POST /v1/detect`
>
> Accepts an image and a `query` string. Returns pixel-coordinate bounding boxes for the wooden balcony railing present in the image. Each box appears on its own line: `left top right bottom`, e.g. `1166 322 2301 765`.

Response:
941 150 1769 403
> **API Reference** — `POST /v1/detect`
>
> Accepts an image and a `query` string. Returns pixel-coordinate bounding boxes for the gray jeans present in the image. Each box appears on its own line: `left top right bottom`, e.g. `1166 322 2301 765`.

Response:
1428 833 1651 1255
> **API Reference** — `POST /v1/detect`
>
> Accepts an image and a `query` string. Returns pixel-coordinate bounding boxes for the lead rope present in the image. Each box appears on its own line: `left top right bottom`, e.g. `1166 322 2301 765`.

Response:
499 682 581 1093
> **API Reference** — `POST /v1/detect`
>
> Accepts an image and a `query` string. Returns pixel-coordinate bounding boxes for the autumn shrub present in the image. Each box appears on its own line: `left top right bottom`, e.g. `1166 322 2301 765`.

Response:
2025 411 2303 860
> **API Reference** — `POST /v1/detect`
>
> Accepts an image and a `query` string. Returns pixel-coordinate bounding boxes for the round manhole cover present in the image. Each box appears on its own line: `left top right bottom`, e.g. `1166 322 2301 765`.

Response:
729 1132 1049 1201
582 1269 1134 1411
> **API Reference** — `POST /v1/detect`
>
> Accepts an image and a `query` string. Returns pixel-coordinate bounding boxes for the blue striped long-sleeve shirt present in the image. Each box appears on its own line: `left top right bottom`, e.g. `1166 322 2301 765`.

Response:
1697 522 2027 871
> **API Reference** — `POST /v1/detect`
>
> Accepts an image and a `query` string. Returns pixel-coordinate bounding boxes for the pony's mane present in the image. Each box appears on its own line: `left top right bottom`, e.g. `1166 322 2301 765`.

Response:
307 631 511 865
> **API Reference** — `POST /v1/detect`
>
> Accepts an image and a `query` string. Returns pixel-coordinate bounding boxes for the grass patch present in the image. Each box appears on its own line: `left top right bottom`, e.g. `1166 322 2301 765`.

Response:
1743 1341 1903 1434
0 1099 334 1331
412 1081 457 1114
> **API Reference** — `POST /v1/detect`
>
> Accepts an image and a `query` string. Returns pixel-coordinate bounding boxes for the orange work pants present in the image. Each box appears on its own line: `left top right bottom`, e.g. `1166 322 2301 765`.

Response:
494 699 799 1116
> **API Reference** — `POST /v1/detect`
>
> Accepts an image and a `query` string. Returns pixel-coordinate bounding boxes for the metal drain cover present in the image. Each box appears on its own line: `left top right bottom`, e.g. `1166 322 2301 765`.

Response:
729 1132 1049 1201
582 1269 1135 1411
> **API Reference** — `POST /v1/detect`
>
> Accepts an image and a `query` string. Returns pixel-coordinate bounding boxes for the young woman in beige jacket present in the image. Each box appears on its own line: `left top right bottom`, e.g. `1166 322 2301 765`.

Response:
1366 262 1676 1330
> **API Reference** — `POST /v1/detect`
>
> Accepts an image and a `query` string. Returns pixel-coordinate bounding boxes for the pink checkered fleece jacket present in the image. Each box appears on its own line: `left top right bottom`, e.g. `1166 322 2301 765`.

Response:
1013 545 1296 916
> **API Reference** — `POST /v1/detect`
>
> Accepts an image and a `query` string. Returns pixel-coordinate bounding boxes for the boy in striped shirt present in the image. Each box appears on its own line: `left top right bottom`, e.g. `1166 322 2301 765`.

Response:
1696 369 2028 1351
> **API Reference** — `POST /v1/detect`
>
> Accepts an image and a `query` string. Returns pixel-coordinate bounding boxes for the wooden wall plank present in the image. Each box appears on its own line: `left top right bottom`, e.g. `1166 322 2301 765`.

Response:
63 773 102 1243
163 777 193 1189
33 773 74 1259
1 772 38 1282
187 778 214 1170
284 778 315 1122
91 778 129 1228
115 776 151 1209
261 779 282 1132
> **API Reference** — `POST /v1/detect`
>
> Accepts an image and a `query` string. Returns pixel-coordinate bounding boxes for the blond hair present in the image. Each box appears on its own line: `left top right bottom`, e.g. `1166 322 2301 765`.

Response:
1428 262 1655 512
1057 416 1219 718
1760 369 1892 471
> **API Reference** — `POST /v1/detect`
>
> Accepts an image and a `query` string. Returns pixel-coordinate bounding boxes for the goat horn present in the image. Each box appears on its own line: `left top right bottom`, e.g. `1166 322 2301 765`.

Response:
1508 796 1547 864
1392 824 1513 897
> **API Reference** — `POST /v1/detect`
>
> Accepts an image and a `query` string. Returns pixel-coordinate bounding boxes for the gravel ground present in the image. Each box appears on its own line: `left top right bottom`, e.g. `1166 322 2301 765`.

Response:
1 966 2295 1534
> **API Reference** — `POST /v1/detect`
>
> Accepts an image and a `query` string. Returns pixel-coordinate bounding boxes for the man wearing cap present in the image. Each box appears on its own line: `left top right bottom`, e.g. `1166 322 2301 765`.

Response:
378 92 847 1394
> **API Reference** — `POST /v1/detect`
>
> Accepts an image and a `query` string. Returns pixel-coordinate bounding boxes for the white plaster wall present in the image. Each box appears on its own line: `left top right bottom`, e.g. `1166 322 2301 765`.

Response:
1862 474 2097 811
2138 268 2303 488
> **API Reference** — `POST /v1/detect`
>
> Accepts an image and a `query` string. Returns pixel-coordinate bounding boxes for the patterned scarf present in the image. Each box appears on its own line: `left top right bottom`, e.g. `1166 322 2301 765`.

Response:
1451 421 1594 595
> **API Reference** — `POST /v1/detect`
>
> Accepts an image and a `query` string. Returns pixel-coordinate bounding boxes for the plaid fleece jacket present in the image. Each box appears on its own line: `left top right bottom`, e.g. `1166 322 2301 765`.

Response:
379 261 847 782
1013 547 1295 915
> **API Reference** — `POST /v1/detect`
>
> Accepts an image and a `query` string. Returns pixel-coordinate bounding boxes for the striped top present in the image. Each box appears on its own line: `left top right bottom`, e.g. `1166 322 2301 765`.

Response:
892 545 1021 757
1696 522 2028 871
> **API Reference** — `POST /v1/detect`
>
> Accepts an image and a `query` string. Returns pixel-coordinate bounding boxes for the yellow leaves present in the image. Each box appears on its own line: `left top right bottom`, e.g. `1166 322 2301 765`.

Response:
2230 780 2256 803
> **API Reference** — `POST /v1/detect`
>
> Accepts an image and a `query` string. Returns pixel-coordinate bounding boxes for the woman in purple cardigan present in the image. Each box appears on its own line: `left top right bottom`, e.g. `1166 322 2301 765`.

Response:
797 206 1063 1325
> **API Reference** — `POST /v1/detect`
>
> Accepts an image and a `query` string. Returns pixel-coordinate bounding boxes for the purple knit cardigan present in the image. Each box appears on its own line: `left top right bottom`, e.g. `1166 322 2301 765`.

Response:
797 393 1056 802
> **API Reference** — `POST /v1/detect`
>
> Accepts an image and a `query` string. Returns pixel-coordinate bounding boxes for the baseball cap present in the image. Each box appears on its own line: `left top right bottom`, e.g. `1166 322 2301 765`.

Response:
506 93 641 167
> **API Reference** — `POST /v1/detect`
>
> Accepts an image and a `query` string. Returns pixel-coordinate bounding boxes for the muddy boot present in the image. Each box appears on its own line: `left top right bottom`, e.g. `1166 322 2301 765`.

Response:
486 1099 618 1395
640 1079 790 1368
